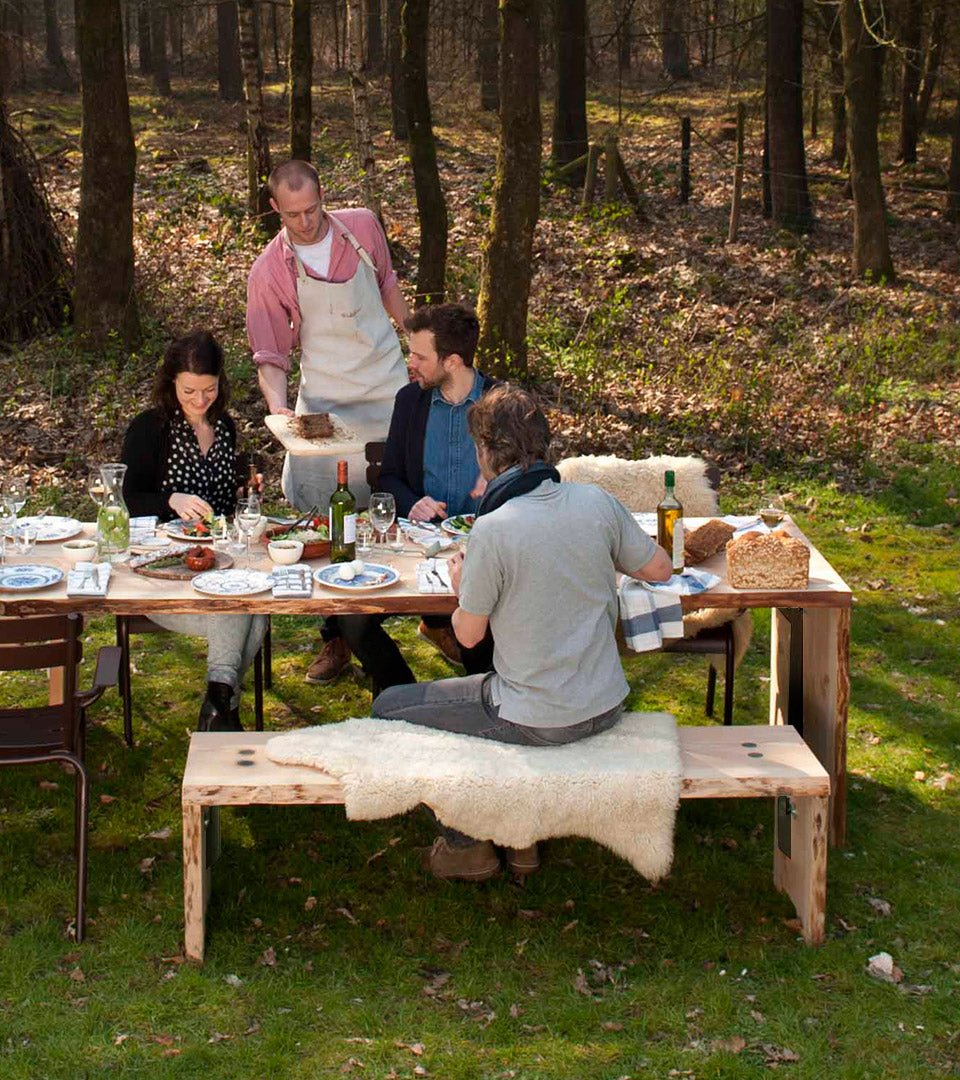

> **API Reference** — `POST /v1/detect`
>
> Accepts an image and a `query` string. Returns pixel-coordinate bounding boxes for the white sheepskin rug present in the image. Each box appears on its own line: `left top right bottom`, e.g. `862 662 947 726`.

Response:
267 712 681 881
557 454 718 515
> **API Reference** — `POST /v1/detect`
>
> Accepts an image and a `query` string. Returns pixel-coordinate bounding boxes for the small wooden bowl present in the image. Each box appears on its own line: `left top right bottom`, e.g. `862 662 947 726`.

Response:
262 525 330 560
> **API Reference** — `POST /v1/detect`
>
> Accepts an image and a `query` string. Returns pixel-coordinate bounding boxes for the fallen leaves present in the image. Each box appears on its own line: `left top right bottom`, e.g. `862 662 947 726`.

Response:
259 946 277 967
866 896 892 917
866 951 903 984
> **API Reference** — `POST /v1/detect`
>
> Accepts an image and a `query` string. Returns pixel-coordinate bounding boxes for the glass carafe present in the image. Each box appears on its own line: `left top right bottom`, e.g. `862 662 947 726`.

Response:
96 462 130 560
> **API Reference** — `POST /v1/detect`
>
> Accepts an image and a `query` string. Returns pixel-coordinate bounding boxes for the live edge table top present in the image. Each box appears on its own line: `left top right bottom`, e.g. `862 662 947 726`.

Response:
0 517 851 618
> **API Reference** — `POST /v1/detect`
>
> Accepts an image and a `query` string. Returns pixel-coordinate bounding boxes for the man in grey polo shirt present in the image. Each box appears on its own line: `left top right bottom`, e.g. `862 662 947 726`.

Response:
373 386 671 882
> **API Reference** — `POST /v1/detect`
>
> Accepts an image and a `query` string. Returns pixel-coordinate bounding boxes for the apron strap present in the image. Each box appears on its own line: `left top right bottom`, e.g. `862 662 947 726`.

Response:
334 217 377 272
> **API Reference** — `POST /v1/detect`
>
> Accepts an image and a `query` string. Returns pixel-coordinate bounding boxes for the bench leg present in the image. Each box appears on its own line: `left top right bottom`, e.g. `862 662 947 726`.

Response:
773 794 828 946
182 801 210 962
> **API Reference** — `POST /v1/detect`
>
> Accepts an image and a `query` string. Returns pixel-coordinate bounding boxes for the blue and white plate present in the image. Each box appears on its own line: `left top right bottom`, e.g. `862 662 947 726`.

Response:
314 563 399 592
191 569 273 596
0 563 64 591
5 516 83 543
440 514 475 537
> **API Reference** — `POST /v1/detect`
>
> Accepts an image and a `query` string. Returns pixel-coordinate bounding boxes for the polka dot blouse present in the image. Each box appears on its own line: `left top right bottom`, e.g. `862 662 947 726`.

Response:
161 414 237 517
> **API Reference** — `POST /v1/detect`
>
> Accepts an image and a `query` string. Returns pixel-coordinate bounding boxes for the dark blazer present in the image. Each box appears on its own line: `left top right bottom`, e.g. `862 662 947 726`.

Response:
120 407 238 521
377 371 497 518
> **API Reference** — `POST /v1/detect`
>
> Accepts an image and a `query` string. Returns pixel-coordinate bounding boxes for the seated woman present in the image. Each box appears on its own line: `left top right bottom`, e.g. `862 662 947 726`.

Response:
121 330 268 732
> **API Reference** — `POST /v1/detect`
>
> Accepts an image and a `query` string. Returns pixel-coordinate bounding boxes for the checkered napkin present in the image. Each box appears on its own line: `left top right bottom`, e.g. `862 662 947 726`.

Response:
618 569 720 652
66 562 112 598
129 516 159 545
271 566 312 598
416 558 453 594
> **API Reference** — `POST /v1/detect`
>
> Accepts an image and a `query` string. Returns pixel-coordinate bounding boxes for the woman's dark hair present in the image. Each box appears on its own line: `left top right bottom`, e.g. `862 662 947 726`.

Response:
467 384 551 476
153 330 230 422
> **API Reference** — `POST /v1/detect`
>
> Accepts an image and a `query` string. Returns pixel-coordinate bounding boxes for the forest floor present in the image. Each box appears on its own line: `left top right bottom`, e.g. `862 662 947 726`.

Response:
1 73 959 1079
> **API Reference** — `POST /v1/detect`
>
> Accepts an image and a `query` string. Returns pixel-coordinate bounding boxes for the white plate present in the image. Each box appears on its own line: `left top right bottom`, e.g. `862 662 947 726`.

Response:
314 563 400 591
133 535 173 550
6 516 83 543
440 514 475 537
0 564 64 591
163 520 216 542
191 569 274 596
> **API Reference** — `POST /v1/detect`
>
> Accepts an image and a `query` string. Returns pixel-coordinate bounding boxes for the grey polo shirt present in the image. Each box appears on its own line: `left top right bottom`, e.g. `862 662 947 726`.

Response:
458 479 658 727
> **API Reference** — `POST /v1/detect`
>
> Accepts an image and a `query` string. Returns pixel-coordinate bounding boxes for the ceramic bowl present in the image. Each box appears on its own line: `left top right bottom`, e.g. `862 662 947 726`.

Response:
61 538 100 565
267 539 304 565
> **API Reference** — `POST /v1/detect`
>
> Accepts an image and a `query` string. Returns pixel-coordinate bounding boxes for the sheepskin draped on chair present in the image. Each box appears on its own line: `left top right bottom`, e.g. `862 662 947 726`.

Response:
557 454 752 724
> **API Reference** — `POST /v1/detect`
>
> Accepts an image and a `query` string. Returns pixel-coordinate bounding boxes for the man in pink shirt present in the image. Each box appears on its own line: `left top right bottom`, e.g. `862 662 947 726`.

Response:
247 159 410 683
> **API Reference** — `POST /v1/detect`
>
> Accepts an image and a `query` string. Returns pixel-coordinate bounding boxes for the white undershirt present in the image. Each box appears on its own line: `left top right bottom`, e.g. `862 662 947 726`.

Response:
293 229 334 279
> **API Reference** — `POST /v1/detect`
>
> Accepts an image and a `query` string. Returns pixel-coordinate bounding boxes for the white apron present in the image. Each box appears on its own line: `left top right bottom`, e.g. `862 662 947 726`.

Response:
281 223 407 509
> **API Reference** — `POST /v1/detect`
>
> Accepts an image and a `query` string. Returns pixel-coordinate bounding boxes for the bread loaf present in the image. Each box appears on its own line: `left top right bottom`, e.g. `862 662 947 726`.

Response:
294 413 335 440
726 529 810 589
684 518 735 565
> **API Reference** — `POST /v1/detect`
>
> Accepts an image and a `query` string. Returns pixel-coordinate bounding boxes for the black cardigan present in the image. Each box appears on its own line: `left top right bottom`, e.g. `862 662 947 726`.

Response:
120 407 238 521
376 371 497 518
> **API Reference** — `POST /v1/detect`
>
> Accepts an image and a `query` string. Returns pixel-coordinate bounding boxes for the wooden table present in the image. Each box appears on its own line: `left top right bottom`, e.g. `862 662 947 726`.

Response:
0 517 851 844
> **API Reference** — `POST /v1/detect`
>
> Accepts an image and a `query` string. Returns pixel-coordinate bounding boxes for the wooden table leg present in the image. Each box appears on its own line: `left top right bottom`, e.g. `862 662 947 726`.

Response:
770 605 850 847
182 801 209 962
773 793 828 945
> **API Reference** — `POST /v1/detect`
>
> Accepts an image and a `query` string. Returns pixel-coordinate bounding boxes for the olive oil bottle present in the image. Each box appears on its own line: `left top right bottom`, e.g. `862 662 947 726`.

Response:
329 460 357 563
656 469 684 573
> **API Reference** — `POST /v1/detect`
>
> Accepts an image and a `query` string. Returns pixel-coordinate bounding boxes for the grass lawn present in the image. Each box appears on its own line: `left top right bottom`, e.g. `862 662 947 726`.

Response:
2 469 958 1079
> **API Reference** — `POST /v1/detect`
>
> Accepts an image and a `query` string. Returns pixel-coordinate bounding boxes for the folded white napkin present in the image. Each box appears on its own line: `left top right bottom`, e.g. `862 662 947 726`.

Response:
416 558 453 594
66 562 112 597
129 516 160 545
271 566 312 598
400 521 456 551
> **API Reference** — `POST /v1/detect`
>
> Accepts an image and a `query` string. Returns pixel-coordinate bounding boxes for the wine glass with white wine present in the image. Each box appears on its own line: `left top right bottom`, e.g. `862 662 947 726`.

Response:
235 494 262 567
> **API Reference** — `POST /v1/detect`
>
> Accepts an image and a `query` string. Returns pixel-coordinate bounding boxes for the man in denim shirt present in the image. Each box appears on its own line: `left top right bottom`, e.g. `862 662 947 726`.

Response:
334 304 496 693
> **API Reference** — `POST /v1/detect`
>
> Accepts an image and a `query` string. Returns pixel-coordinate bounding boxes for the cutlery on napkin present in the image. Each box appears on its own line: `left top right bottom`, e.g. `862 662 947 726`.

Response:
415 558 453 594
67 562 112 597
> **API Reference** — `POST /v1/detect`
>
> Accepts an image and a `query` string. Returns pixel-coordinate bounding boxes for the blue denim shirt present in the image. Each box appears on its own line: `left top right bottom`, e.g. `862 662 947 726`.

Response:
422 370 483 518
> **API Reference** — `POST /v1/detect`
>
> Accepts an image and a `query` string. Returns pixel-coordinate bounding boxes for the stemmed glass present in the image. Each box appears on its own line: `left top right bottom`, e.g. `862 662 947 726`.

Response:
235 493 262 566
369 492 396 551
1 479 27 564
87 471 106 509
759 492 786 528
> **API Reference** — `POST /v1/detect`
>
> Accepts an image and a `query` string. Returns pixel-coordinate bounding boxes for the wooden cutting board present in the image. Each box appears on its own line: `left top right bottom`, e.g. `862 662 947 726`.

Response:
264 412 366 457
132 550 234 580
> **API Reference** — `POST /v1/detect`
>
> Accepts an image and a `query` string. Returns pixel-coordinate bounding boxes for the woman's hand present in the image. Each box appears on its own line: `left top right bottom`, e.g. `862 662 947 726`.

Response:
168 492 213 521
448 550 465 596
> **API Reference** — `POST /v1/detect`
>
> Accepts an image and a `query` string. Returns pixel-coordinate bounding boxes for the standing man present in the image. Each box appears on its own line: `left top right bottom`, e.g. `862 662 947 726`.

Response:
247 159 410 683
337 302 496 690
372 386 672 882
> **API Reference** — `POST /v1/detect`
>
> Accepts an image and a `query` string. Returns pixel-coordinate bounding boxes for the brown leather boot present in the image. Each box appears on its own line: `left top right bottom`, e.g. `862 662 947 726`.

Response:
305 636 351 684
417 620 462 666
421 837 500 882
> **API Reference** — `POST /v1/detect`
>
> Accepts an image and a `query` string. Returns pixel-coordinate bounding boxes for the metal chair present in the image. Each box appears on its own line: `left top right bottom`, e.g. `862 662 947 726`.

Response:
0 614 120 941
114 616 272 746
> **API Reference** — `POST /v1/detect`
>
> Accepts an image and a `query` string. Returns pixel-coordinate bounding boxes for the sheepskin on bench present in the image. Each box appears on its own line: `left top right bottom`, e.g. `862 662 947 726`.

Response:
266 712 681 881
557 453 752 665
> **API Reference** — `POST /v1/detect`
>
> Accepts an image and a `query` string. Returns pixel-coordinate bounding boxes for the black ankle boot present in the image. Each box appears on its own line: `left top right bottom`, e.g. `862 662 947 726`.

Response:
229 706 243 732
198 681 235 732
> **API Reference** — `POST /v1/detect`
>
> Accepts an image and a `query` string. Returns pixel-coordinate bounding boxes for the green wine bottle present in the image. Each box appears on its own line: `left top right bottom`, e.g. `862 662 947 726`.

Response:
329 459 357 563
656 469 684 573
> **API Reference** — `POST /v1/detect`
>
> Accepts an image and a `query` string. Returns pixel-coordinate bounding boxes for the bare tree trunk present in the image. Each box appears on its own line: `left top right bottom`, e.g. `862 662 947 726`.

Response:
74 0 140 348
346 0 382 218
169 2 183 75
238 0 278 232
218 0 243 101
822 1 847 165
42 0 76 89
366 0 383 74
897 0 922 162
766 0 813 230
151 0 171 94
550 0 587 178
290 0 312 160
840 0 894 279
0 98 72 344
402 0 446 304
477 0 541 379
386 0 406 138
917 1 946 134
661 0 690 79
137 0 152 73
479 0 499 111
270 0 281 75
947 92 960 223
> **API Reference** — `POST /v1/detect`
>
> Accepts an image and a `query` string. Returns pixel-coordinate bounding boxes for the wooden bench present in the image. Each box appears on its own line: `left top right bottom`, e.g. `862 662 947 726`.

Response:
181 723 829 961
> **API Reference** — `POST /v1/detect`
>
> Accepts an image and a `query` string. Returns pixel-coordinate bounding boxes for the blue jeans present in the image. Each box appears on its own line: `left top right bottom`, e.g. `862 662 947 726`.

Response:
372 673 623 846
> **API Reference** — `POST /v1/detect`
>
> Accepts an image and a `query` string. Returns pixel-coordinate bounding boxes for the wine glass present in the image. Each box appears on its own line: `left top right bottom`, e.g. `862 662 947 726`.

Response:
369 492 396 551
2 478 28 519
87 471 106 509
235 494 262 566
759 492 786 528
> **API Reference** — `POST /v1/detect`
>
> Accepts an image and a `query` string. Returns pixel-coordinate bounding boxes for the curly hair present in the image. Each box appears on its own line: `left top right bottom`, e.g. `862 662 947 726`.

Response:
467 384 551 476
152 330 230 422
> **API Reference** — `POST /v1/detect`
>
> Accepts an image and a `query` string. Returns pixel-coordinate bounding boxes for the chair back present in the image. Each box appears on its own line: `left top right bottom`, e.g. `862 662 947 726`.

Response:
365 440 386 494
0 614 84 757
